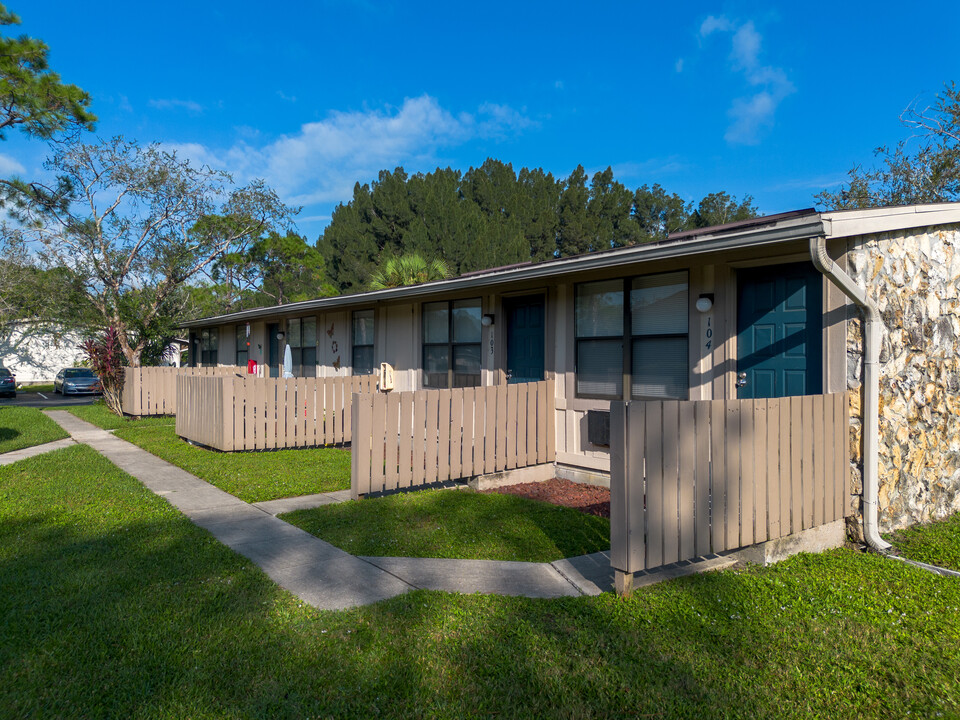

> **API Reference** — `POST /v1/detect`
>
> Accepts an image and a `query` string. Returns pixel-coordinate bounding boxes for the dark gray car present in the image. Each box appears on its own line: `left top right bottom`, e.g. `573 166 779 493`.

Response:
0 368 15 398
54 368 102 395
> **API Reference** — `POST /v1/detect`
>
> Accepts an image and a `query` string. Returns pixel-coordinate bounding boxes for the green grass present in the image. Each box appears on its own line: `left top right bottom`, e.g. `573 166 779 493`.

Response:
282 488 611 562
63 402 351 502
16 383 55 393
0 407 69 454
2 445 960 718
64 400 173 430
887 512 960 572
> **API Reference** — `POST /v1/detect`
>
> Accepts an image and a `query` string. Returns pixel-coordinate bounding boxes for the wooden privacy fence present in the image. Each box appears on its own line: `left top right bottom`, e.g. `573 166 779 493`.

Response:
121 366 238 416
175 374 377 451
351 380 555 498
610 392 849 577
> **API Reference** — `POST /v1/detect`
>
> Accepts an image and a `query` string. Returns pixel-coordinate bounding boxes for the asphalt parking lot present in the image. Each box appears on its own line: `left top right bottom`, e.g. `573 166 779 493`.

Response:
0 392 100 409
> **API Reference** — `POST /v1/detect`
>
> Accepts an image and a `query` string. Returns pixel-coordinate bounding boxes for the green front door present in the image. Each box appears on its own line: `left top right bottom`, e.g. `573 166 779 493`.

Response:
505 295 545 384
736 263 822 399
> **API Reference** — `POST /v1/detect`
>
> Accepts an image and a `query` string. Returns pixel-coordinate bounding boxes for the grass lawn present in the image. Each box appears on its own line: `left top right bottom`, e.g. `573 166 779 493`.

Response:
65 401 350 502
887 512 960 572
16 383 55 393
0 407 69 454
281 488 610 562
2 446 960 718
64 400 173 430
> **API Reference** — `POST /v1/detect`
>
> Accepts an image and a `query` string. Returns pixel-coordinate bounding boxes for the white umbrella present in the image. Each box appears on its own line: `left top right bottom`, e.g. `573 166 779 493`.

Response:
283 343 294 378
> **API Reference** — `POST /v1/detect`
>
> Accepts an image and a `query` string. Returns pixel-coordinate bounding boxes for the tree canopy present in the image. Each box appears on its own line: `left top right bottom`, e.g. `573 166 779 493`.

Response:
210 230 334 310
817 82 960 210
0 3 96 140
2 136 294 365
319 159 758 294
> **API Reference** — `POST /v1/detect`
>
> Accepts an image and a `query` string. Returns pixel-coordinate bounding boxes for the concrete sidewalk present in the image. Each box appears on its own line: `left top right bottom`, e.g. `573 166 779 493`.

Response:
45 411 599 609
0 437 76 466
47 411 415 610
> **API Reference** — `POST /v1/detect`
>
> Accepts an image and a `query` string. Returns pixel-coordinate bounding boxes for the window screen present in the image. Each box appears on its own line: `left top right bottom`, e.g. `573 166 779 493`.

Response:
236 325 248 368
287 317 317 377
423 299 482 388
575 272 689 400
200 329 218 366
576 281 624 397
352 309 375 375
630 272 688 399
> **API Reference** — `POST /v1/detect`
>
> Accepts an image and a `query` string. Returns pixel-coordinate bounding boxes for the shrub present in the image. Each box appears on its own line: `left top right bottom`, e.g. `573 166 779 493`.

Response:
81 327 126 414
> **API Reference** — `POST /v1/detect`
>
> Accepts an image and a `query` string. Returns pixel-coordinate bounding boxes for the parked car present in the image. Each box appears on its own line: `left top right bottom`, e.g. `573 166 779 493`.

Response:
0 368 15 398
54 368 102 395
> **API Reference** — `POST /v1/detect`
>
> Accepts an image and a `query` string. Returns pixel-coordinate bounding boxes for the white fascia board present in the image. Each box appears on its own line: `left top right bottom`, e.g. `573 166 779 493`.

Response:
822 203 960 240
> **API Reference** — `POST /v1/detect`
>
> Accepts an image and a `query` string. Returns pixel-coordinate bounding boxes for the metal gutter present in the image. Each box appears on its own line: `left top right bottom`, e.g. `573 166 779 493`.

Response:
810 235 891 552
183 214 825 328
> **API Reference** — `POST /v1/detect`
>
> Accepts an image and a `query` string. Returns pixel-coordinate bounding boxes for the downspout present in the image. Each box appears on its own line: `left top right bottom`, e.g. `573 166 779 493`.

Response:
810 235 892 552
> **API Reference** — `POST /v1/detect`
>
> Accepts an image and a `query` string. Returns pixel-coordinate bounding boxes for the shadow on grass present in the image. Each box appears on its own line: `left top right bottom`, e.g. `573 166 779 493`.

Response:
0 427 20 443
282 488 611 562
3 447 959 718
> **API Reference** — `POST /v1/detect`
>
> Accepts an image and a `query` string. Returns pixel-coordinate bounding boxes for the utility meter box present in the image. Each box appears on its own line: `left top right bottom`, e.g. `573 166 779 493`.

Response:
379 362 395 391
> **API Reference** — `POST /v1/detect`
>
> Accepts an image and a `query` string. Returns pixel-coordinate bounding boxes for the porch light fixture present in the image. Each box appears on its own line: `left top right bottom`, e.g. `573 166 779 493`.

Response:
695 294 714 313
481 314 495 327
276 331 285 341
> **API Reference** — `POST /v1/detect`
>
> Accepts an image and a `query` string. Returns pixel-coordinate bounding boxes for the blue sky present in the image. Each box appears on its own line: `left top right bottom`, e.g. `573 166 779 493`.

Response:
6 0 960 239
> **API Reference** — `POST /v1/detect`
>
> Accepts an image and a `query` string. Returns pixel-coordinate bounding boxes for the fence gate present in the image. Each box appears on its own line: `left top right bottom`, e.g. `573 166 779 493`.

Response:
610 393 849 593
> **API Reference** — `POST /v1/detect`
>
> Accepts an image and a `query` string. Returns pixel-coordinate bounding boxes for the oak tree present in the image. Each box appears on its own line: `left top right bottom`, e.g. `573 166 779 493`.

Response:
3 136 294 365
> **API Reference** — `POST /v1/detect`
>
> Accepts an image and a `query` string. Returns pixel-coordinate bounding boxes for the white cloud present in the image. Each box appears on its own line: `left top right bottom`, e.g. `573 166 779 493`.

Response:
149 98 204 113
163 94 533 218
699 15 795 145
725 92 778 145
699 15 733 36
0 153 26 175
730 21 761 71
277 90 297 103
611 157 691 180
675 58 684 73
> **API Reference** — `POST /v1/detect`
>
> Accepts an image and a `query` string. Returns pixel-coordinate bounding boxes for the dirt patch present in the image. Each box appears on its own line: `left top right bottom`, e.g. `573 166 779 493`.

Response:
482 478 610 518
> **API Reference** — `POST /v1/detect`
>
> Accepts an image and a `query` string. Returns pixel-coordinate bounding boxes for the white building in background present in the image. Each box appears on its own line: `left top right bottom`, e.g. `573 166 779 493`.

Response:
0 324 86 384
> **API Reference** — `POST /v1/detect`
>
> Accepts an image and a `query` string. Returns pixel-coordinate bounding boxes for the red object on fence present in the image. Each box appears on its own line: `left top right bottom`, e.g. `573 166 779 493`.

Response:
247 360 258 375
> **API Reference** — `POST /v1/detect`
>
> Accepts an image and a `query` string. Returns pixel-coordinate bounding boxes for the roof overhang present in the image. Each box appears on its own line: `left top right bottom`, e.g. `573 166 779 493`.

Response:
182 203 960 329
821 202 960 240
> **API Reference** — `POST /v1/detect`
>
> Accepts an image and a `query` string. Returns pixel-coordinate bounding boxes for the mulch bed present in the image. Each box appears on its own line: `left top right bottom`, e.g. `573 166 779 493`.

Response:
482 478 610 518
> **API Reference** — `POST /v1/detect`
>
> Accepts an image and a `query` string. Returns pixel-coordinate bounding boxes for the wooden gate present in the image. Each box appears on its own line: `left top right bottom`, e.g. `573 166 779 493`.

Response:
610 393 849 578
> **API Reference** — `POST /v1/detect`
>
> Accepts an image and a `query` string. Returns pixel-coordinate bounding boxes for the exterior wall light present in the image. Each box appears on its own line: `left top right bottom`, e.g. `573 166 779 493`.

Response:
481 314 495 327
276 331 285 341
696 294 714 313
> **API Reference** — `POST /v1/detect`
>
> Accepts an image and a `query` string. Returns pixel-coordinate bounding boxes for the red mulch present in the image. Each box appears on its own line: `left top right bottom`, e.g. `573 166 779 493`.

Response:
481 478 610 518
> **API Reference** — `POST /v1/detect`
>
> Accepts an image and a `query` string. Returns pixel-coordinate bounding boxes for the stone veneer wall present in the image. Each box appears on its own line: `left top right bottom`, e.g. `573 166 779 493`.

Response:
846 224 960 535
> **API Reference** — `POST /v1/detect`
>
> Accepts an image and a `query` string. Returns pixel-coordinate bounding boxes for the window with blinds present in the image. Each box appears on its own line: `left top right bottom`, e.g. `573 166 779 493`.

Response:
287 317 317 377
352 309 375 375
200 328 218 366
575 271 689 400
423 298 482 388
235 324 248 368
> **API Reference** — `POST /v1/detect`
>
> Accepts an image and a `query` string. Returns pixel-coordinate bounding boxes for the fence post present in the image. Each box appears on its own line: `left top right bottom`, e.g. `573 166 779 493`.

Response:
350 392 371 500
220 376 234 451
610 400 633 596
